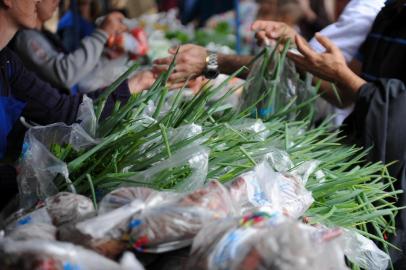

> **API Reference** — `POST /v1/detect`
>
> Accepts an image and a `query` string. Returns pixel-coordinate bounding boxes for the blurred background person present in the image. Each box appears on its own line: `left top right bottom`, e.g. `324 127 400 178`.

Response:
58 0 101 51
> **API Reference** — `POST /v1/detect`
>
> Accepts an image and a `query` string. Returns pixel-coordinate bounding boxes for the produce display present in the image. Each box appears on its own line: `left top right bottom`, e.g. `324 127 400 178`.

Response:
1 34 401 270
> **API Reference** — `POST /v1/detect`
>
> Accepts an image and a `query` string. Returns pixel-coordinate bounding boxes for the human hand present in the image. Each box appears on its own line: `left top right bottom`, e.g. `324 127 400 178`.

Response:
100 12 128 36
288 33 366 105
287 33 348 82
153 44 208 83
251 20 297 47
128 70 157 94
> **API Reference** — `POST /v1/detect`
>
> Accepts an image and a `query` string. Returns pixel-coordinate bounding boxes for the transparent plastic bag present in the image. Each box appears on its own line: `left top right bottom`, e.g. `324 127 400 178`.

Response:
130 145 210 193
0 238 145 270
98 186 177 215
7 223 57 241
239 48 316 121
342 229 390 270
76 95 97 137
5 206 52 232
262 147 294 172
59 199 145 259
127 181 236 253
137 123 204 160
227 161 314 217
189 214 348 270
230 119 270 141
45 192 95 226
17 123 97 209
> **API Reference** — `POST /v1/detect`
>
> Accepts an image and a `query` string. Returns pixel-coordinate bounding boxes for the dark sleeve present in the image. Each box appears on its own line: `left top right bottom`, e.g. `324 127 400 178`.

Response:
8 48 131 124
343 79 406 166
8 48 82 125
342 79 406 265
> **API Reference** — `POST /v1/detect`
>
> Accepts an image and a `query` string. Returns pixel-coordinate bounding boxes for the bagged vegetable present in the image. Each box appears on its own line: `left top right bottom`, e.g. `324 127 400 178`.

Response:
129 145 210 192
5 192 95 232
239 46 316 121
59 199 144 259
342 229 390 270
127 180 236 253
227 161 314 217
188 211 348 270
8 223 57 241
17 97 98 209
98 186 176 215
0 238 144 270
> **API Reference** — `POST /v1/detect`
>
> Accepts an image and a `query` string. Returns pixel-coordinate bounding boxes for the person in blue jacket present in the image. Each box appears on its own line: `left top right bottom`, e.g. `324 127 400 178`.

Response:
0 0 156 209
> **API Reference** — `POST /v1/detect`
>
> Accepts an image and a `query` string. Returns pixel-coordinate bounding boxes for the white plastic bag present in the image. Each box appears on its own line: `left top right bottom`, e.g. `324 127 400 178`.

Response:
227 161 314 217
189 213 348 270
127 181 236 253
343 229 390 270
0 238 145 270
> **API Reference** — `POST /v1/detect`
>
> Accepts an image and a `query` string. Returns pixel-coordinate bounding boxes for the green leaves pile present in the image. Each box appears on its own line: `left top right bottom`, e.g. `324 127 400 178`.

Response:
51 46 401 259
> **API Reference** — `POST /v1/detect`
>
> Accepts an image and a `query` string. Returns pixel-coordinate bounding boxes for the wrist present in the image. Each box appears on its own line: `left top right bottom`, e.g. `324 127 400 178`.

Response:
204 50 220 79
337 66 366 98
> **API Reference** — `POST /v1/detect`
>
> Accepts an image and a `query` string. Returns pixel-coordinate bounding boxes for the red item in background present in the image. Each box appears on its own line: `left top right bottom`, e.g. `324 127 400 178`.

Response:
107 28 149 60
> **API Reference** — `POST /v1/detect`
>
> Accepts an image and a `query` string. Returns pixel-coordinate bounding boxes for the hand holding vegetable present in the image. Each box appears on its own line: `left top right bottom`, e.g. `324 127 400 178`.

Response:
287 33 366 105
153 44 208 83
251 20 297 46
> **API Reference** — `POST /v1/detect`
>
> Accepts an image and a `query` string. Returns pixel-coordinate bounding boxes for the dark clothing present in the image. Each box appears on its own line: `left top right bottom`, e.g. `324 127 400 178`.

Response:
343 79 406 268
0 47 130 209
357 0 406 84
0 165 18 210
343 1 406 266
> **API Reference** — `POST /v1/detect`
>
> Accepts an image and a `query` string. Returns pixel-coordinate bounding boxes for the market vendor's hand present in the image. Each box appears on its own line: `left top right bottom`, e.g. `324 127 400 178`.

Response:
288 34 366 106
128 70 157 94
287 34 347 83
100 12 128 36
252 20 297 47
152 44 208 83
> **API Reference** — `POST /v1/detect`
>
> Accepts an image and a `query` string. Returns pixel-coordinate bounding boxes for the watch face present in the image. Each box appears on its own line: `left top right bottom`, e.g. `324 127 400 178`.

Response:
205 69 219 79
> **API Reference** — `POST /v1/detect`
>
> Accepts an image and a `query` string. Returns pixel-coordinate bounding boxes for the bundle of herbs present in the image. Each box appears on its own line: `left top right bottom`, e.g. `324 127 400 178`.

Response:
21 44 400 265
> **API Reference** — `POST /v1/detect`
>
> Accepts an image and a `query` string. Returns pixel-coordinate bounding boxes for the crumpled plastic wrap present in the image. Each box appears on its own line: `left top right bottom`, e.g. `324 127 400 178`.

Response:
130 145 210 193
98 186 176 215
188 212 348 270
7 223 57 241
127 181 236 253
58 199 145 259
0 238 144 270
5 192 95 230
17 97 98 209
59 181 235 255
342 229 390 270
226 161 314 217
46 192 95 226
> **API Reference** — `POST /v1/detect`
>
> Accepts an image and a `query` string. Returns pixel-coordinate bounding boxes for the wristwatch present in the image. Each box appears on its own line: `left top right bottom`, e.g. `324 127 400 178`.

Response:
204 50 220 79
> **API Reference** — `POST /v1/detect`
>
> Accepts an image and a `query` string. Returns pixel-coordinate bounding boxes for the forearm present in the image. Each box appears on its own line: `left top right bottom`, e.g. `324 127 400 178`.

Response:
218 54 254 78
